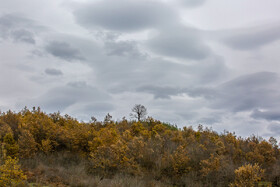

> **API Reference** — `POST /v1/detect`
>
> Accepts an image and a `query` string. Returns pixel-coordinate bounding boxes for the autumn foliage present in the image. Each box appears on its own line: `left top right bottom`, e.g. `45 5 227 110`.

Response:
230 163 264 187
0 107 279 186
0 156 27 186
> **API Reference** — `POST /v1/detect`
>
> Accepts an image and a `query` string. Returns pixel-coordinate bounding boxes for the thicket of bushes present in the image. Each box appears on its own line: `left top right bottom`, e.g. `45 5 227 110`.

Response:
0 107 279 186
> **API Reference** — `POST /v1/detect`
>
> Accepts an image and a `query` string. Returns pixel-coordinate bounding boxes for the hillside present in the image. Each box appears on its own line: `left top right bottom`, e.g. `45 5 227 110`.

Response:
0 107 279 186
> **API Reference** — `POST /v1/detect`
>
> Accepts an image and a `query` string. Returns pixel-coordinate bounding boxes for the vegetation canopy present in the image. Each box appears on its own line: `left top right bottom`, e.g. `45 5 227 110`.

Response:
0 107 279 186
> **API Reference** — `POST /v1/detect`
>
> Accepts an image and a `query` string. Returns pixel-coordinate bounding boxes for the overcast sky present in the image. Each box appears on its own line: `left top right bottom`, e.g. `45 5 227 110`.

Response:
1 0 280 139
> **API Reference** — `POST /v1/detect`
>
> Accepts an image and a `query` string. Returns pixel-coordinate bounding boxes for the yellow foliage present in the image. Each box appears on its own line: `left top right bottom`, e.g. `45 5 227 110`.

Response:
0 156 27 186
246 141 276 166
122 130 133 142
0 122 13 141
200 154 220 176
169 146 191 176
171 131 184 143
215 140 226 154
90 140 139 176
41 139 53 154
3 133 19 158
225 132 237 145
88 137 103 153
0 108 279 186
127 137 147 160
18 130 38 158
230 163 264 187
152 124 166 135
131 122 145 136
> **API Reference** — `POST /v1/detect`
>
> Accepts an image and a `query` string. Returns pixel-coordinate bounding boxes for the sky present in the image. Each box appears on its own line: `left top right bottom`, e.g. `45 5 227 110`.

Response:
1 0 280 140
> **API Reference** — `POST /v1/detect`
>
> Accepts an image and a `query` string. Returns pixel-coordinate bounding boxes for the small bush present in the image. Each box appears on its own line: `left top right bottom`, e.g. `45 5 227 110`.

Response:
0 156 27 186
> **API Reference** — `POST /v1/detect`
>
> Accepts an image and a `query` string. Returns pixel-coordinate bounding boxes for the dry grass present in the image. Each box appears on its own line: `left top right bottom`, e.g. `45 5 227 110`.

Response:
19 152 172 187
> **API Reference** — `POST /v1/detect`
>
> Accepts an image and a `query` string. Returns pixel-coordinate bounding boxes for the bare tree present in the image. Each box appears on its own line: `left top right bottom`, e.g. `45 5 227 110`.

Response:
91 116 97 123
104 113 112 124
130 104 147 121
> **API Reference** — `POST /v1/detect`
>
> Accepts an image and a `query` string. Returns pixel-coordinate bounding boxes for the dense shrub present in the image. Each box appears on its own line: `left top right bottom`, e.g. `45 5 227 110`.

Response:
0 108 279 186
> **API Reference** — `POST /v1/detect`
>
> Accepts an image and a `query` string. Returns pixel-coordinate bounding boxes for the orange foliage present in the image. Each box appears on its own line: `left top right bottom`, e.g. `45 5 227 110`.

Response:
0 108 279 186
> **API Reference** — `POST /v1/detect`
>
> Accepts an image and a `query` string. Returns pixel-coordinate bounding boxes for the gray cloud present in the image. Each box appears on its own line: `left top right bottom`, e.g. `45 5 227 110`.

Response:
99 53 228 99
178 0 206 7
1 0 280 139
137 71 280 124
267 123 280 136
83 103 114 113
45 41 85 61
223 24 280 50
0 14 44 44
94 31 147 59
31 49 47 57
251 109 280 121
134 82 219 100
63 102 115 122
136 85 182 99
185 87 217 99
105 40 146 59
188 56 229 83
24 81 110 112
184 72 280 117
148 26 211 60
11 29 35 44
212 72 280 112
93 56 198 95
197 116 221 125
73 0 177 31
45 68 63 76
